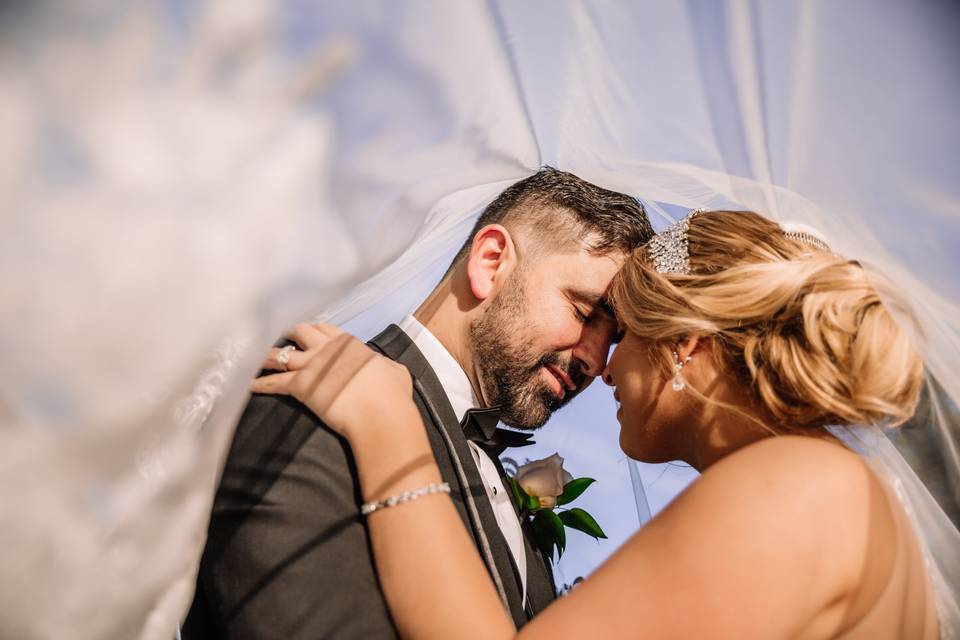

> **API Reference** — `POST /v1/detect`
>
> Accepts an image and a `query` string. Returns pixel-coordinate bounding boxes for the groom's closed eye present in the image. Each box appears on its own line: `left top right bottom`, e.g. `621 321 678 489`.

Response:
566 287 622 348
570 292 622 351
568 288 607 317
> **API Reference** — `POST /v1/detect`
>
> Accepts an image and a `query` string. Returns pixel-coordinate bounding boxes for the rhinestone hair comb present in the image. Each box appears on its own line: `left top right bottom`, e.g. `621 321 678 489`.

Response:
647 210 832 275
645 208 704 275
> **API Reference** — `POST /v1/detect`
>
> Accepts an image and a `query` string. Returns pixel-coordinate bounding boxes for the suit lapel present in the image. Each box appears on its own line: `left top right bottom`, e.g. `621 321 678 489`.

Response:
486 454 558 614
368 325 530 627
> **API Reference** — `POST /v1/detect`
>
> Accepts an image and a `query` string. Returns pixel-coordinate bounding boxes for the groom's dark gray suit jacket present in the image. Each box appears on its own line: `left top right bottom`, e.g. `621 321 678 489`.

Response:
183 324 557 638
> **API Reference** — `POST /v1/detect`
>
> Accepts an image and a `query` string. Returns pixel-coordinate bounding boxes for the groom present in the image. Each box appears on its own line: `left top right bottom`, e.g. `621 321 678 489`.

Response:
183 168 652 638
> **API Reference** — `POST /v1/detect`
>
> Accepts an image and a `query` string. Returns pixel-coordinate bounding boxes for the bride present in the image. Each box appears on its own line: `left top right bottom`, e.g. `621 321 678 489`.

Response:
252 209 939 638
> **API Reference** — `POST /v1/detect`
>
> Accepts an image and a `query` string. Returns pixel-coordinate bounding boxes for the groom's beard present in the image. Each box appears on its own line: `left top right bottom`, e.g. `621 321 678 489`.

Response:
470 274 585 430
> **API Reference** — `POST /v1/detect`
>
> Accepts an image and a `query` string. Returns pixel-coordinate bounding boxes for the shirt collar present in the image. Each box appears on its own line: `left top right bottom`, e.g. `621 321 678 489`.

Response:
398 315 479 422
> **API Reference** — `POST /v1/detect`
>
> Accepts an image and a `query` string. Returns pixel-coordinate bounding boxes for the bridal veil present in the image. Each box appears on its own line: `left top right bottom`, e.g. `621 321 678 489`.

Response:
1 1 957 637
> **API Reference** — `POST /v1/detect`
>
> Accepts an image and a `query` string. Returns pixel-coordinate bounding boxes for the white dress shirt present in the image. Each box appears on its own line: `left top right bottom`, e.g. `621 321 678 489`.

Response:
398 316 527 605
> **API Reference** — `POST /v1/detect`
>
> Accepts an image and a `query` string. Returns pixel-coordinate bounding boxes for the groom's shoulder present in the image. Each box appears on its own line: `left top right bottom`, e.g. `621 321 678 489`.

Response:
231 387 327 447
225 323 424 466
218 391 353 506
197 390 396 639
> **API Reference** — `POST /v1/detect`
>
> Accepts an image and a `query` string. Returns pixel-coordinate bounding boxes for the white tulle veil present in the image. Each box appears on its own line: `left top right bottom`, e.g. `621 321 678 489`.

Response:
1 1 958 638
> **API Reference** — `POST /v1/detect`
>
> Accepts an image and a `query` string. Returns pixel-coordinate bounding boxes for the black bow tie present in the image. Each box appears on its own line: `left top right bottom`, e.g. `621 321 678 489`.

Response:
460 407 536 457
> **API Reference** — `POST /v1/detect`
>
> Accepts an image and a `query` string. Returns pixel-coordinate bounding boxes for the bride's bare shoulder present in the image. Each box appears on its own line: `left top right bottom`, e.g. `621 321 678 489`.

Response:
647 434 884 591
710 434 869 482
678 435 886 590
694 435 877 525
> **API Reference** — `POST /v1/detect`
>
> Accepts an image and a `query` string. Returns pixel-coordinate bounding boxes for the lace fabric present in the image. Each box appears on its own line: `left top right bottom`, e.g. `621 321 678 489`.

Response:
1 2 957 637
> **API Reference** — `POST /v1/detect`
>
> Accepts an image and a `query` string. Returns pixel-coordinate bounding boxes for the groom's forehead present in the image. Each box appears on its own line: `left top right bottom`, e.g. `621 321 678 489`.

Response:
522 246 624 298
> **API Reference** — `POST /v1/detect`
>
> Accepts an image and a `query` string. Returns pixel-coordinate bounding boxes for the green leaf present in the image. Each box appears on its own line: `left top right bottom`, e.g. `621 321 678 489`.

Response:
559 508 608 539
505 476 527 511
531 511 556 561
556 477 596 506
539 509 566 558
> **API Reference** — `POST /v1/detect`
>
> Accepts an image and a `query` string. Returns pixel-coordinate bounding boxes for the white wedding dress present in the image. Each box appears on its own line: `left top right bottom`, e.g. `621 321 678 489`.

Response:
1 2 958 638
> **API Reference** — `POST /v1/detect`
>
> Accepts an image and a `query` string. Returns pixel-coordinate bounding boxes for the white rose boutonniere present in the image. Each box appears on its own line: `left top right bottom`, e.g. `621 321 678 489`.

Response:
514 453 572 508
505 453 607 561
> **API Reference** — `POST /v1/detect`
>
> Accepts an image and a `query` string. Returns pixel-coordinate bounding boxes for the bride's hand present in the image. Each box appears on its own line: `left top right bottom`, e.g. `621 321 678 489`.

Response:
252 323 413 441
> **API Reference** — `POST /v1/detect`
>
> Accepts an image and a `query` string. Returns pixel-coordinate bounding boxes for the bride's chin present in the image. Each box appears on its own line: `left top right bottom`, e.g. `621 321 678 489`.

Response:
621 444 667 465
618 429 644 461
619 428 668 464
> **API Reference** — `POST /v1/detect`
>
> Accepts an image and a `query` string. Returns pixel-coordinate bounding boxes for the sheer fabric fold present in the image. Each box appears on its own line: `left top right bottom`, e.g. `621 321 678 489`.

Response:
1 1 957 637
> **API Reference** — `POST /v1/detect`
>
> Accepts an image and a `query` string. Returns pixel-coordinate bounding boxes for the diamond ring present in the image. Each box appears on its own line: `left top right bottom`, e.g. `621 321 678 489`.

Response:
275 345 296 371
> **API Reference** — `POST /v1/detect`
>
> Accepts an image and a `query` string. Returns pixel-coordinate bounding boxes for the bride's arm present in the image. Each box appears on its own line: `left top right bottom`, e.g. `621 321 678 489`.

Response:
347 406 516 639
253 324 516 640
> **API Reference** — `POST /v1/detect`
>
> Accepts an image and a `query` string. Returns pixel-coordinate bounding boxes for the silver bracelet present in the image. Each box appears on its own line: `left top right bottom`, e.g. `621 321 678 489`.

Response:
360 482 451 516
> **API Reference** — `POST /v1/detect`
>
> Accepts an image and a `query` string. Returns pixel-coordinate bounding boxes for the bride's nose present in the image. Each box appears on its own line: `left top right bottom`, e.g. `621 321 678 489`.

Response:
601 366 614 386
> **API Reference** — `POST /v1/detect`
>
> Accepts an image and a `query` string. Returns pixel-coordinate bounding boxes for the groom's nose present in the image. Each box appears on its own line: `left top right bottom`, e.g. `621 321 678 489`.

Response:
572 324 612 379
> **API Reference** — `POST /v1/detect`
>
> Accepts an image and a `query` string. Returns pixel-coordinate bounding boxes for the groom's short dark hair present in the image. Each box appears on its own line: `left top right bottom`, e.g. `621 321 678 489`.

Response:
445 167 652 276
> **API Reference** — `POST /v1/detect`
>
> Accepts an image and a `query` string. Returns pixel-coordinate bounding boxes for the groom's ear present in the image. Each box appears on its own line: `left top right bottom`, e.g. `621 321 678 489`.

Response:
466 224 517 302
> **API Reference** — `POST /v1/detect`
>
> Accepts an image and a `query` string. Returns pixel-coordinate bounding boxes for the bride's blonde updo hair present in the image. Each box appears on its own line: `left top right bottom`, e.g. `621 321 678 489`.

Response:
610 210 923 431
